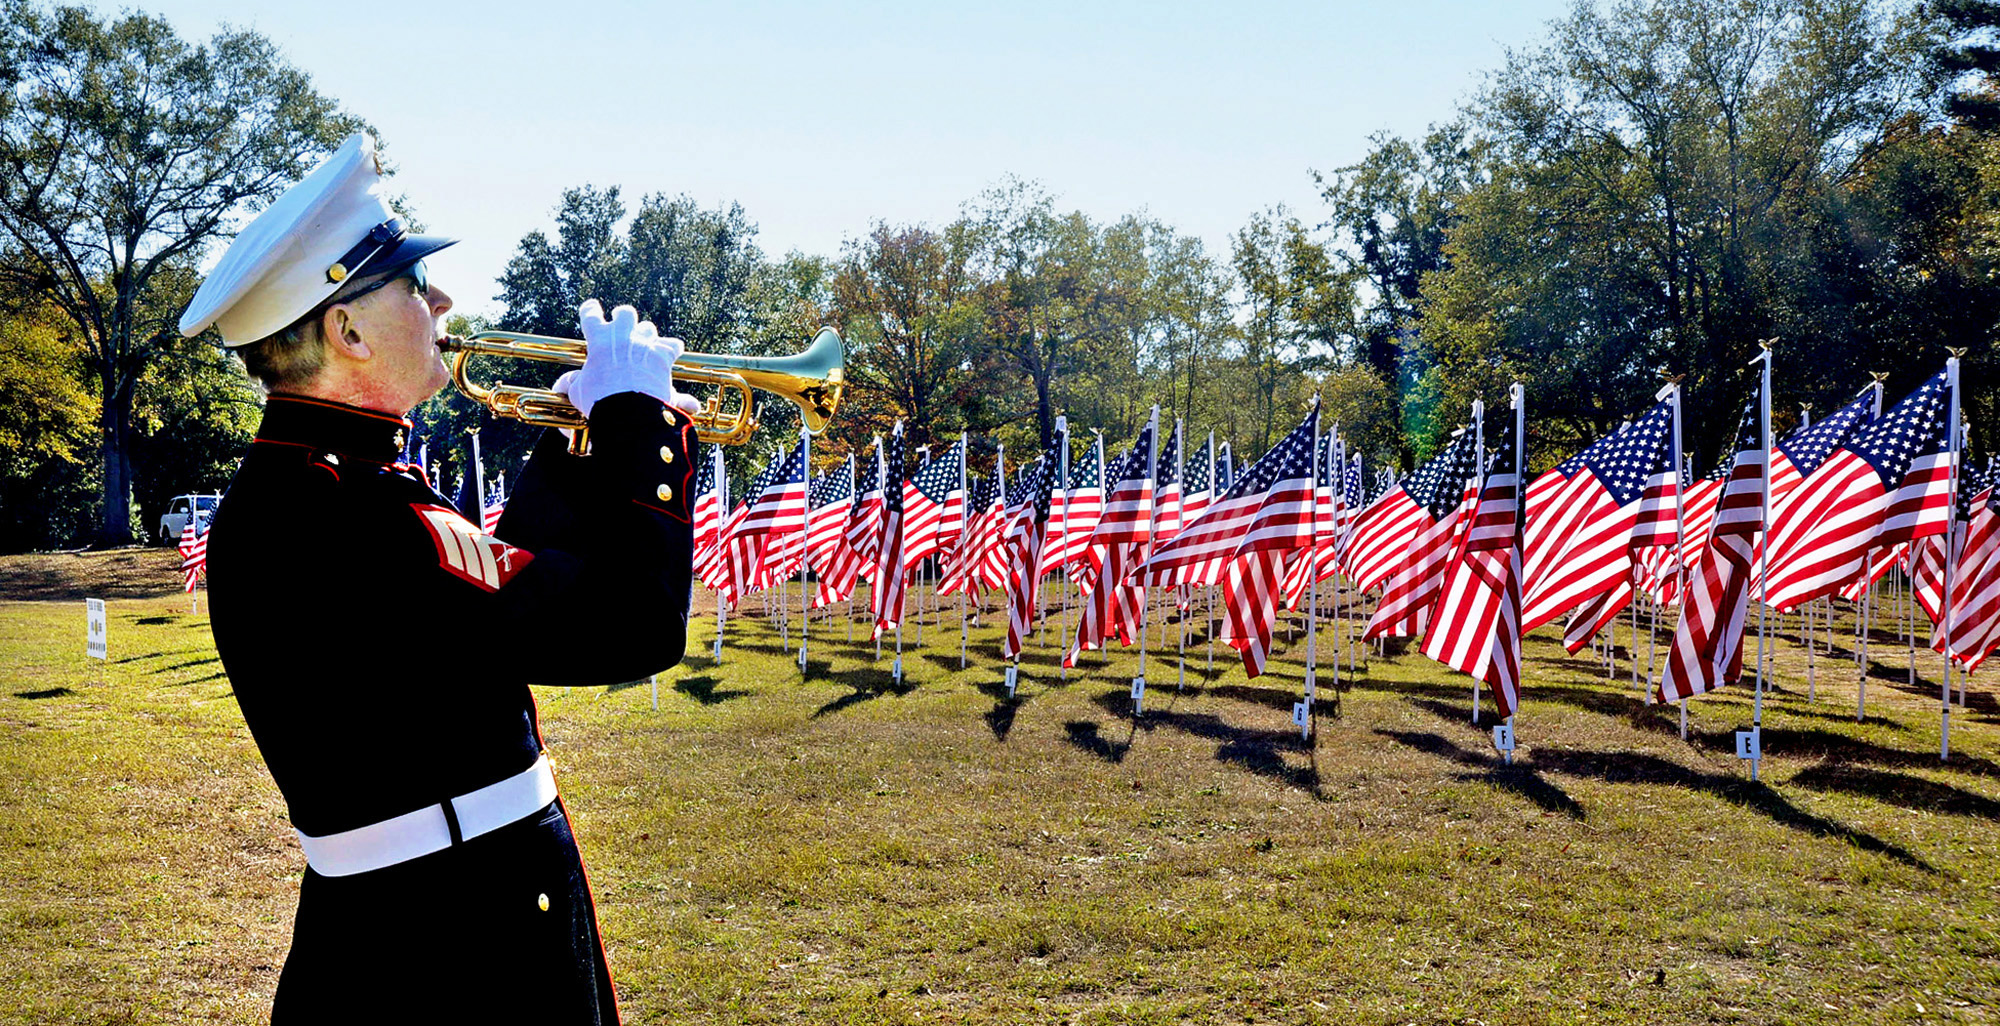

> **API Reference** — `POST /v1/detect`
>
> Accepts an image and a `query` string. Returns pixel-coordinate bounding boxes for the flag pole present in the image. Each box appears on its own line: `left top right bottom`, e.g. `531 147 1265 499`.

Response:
1750 342 1774 780
1944 352 1963 759
799 424 812 678
713 448 728 664
960 433 972 670
1469 400 1485 724
1305 401 1325 736
1133 407 1160 714
1858 378 1884 722
1506 382 1525 763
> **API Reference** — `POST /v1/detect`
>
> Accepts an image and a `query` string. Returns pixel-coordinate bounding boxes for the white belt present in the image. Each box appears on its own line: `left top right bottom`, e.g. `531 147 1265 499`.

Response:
295 754 559 877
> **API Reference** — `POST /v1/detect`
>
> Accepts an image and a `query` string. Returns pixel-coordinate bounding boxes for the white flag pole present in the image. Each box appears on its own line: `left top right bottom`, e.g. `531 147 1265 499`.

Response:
1303 401 1325 737
1750 343 1774 778
1859 379 1885 721
1506 382 1525 763
961 435 980 669
713 447 728 664
1133 408 1160 713
1943 353 1963 759
799 425 812 677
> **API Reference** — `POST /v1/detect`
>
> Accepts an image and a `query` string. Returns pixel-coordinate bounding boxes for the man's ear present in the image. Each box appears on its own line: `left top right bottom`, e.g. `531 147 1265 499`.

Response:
320 303 372 361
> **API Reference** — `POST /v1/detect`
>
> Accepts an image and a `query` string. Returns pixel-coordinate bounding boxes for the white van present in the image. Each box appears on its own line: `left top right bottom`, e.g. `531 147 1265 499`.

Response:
158 494 221 545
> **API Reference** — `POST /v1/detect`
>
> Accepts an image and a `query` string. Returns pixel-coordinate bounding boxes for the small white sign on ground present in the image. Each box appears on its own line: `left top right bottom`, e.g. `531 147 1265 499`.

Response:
85 598 107 661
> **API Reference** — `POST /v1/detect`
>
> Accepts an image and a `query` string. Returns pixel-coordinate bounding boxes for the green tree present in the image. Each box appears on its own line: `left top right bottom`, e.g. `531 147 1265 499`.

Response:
1230 207 1354 454
0 2 359 544
1935 0 2000 129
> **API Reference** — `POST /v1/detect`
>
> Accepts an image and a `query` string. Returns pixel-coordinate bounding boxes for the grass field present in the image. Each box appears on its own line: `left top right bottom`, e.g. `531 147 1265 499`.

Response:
4 549 1999 1024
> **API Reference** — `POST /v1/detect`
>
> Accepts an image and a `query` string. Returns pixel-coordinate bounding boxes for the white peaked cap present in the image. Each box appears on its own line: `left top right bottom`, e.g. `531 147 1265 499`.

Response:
178 133 456 346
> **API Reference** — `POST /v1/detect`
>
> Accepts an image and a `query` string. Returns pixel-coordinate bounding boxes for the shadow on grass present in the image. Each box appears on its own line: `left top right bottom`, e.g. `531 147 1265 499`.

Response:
673 674 751 705
1078 691 1323 795
1787 762 2000 820
152 656 218 674
13 687 74 699
1063 720 1130 763
1525 746 1936 872
812 666 919 718
133 616 175 626
1374 729 1586 819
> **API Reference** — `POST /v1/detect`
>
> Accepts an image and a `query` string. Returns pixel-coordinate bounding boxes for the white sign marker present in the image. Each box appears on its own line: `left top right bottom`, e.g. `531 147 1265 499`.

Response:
85 599 107 661
1735 729 1761 761
1492 724 1515 752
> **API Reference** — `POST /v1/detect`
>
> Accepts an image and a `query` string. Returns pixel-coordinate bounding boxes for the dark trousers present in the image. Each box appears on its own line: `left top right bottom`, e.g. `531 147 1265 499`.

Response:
272 800 618 1024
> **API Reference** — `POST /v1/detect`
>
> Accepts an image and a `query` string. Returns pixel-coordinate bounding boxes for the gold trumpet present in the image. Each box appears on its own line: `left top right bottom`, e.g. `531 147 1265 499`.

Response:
437 326 843 449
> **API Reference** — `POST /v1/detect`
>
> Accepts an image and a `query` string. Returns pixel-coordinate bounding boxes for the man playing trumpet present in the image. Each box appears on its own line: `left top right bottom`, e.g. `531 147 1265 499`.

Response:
180 133 696 1024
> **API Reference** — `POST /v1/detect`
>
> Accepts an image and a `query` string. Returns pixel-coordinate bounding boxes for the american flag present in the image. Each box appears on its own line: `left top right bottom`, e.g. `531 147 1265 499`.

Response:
870 425 910 639
1365 421 1483 640
1154 422 1183 545
1002 455 1058 659
1934 474 2000 670
728 438 809 598
807 456 861 608
1137 408 1319 676
1916 457 1988 629
1762 367 1955 613
691 446 726 586
1757 389 1878 598
1336 451 1363 559
1037 425 1072 578
1519 395 1681 637
1660 376 1768 702
178 516 208 593
1344 429 1482 595
845 437 887 581
1674 397 1761 573
1282 429 1344 609
1216 441 1235 493
1067 418 1156 665
481 495 505 534
1217 410 1321 676
1057 434 1104 582
1519 444 1595 592
1422 404 1525 717
975 464 1014 593
939 473 1000 597
1180 432 1214 529
902 438 966 570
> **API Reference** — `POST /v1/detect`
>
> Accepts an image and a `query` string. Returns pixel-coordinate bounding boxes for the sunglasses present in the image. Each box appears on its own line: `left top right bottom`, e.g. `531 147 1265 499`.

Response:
333 260 430 305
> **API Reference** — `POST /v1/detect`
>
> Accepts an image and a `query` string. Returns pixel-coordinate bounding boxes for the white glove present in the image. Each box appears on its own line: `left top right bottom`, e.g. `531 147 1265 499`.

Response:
552 300 703 419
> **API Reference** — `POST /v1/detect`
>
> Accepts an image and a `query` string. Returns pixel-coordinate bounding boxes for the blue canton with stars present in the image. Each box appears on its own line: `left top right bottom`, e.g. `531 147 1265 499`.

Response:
881 431 907 516
1219 408 1318 501
1778 390 1875 476
809 458 854 507
1068 436 1104 492
911 438 965 504
1215 442 1235 493
1182 438 1211 496
1105 421 1156 490
1156 426 1180 490
1845 369 1951 491
1579 399 1675 506
1402 427 1481 519
1706 392 1762 483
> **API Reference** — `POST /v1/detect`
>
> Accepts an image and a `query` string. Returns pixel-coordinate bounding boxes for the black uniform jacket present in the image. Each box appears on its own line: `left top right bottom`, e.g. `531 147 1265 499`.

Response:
206 391 695 1024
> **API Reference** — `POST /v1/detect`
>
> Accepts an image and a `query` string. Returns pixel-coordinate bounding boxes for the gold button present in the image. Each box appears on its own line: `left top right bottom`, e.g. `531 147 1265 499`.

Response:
662 409 674 423
656 484 673 502
537 893 550 912
659 446 674 464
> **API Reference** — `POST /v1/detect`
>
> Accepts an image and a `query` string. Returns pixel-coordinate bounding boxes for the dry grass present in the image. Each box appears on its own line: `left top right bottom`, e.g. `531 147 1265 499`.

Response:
3 551 1999 1024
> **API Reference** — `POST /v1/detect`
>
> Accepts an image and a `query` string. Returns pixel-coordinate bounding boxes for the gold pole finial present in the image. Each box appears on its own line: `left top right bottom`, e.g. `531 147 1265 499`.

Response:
1947 346 1969 359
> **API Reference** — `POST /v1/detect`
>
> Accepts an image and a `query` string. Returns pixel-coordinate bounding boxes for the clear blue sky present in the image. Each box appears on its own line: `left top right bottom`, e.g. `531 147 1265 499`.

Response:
141 0 1578 318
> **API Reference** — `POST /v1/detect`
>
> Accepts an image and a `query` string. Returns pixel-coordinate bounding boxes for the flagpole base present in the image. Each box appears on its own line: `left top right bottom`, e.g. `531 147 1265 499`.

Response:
1130 676 1146 715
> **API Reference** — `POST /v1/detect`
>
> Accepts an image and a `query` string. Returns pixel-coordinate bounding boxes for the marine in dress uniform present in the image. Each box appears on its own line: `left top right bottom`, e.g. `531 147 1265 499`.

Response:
179 134 695 1024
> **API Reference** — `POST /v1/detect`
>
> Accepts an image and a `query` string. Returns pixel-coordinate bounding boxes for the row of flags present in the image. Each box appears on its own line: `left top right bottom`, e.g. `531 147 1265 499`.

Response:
679 354 1978 762
689 408 1351 679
